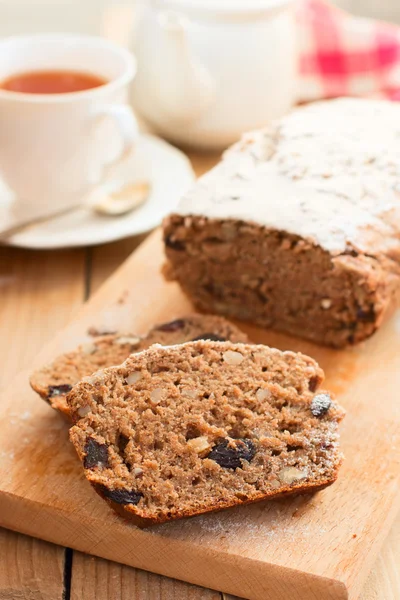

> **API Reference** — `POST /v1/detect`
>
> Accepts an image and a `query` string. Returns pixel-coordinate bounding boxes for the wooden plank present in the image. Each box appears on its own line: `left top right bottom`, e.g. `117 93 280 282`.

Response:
0 245 86 600
0 231 399 600
90 237 146 296
70 552 221 600
0 246 86 382
0 529 66 600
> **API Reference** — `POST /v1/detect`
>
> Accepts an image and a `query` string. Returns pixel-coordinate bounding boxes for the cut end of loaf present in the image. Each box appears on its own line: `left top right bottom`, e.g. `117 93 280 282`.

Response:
68 341 345 527
163 215 397 347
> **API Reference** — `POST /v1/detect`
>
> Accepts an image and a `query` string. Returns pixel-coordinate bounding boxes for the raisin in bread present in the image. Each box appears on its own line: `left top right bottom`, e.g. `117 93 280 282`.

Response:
30 314 248 417
163 99 400 347
67 341 345 527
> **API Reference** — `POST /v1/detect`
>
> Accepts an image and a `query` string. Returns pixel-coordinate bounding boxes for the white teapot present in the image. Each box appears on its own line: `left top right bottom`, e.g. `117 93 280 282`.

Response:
132 0 298 149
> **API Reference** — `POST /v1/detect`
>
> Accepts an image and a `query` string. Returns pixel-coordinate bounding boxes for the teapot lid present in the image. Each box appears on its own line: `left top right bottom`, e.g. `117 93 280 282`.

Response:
155 0 296 19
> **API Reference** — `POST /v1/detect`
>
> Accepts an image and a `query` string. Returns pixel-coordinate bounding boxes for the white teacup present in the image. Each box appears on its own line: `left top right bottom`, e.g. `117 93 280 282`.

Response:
0 34 138 226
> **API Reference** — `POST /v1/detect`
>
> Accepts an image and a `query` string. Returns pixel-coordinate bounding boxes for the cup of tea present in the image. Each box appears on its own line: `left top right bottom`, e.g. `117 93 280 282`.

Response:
0 34 138 222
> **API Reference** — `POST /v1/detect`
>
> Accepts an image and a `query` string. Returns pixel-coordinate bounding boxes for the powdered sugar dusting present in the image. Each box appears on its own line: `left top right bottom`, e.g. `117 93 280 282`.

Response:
176 99 400 257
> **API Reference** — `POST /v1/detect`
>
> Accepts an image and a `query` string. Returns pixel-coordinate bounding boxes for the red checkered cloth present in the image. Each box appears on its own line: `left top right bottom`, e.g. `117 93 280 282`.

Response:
298 0 400 102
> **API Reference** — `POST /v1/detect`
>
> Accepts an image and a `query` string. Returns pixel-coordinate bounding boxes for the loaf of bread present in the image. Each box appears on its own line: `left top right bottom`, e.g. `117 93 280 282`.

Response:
163 99 400 347
30 314 248 417
67 341 345 527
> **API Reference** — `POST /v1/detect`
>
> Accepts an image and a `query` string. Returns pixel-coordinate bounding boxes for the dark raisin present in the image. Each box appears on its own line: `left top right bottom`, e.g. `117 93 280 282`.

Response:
206 438 256 469
310 393 332 417
164 236 185 251
356 305 375 322
101 486 143 505
308 376 320 392
156 318 186 332
48 384 73 398
191 333 227 342
83 438 110 469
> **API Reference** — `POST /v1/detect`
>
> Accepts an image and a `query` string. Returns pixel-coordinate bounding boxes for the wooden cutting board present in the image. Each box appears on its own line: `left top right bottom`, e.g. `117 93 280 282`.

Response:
1 229 400 600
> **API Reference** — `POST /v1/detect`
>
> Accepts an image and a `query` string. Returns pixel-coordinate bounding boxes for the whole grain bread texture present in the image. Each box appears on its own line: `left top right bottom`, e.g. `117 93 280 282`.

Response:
163 99 400 347
30 314 248 417
68 341 345 527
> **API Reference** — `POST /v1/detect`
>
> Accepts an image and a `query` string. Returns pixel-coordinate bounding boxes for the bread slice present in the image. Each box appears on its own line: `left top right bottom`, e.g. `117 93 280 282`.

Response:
68 341 345 527
30 314 248 418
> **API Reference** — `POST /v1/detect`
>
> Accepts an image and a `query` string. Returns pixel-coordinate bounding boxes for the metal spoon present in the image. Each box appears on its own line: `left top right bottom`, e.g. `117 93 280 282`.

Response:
89 180 151 216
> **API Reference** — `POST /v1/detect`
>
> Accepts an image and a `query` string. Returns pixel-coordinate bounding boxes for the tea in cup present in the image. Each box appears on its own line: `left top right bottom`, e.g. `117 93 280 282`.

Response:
0 34 138 227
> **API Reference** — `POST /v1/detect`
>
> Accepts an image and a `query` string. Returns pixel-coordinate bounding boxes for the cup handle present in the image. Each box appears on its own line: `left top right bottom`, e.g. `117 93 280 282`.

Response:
91 104 139 176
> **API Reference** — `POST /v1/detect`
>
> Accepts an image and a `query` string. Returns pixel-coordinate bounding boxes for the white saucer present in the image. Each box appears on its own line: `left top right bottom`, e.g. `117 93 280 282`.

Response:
5 134 195 249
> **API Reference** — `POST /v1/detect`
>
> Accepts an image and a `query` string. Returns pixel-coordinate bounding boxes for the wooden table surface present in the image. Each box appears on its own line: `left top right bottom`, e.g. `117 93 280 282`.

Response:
0 151 399 600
